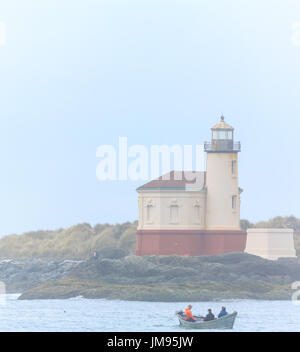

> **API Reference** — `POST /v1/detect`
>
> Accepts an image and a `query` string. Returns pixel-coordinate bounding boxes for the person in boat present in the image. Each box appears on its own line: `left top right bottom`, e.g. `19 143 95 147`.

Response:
218 306 228 318
184 305 197 322
203 309 215 321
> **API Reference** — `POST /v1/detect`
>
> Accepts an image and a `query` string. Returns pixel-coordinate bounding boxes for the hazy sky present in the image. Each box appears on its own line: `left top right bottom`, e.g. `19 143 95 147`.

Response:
0 0 300 236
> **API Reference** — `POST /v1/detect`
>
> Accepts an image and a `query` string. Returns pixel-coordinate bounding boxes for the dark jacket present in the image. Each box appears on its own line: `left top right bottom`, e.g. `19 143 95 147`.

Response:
204 312 215 321
218 310 228 318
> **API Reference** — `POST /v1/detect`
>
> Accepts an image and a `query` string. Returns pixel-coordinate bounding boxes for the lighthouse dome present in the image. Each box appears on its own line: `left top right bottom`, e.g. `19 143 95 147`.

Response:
211 116 234 130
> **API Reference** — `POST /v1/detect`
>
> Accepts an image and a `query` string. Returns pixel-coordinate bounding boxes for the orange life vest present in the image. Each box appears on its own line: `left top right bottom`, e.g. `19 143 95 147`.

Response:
184 308 196 320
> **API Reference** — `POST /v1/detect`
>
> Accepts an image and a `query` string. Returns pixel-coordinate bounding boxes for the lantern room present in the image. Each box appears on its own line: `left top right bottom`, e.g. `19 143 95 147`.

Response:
204 116 240 152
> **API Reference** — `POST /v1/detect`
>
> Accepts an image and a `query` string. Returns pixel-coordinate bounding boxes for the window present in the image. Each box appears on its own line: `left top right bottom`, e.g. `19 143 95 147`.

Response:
170 205 179 223
146 205 152 222
212 131 219 139
212 130 233 140
194 205 201 224
231 160 237 175
232 195 237 209
219 131 227 139
194 205 200 219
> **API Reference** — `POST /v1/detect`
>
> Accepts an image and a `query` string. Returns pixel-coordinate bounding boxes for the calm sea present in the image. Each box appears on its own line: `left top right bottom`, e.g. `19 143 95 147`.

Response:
0 294 299 332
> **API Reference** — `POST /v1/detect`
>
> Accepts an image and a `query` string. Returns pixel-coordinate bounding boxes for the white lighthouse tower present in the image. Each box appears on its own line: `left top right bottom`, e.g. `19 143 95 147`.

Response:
205 116 242 231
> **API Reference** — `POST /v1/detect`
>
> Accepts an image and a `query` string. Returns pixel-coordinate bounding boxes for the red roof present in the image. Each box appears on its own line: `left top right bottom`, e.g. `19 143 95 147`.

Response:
137 171 206 191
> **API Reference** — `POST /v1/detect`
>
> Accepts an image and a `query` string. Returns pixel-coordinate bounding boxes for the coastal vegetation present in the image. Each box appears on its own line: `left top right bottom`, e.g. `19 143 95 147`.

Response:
0 222 137 260
0 216 299 260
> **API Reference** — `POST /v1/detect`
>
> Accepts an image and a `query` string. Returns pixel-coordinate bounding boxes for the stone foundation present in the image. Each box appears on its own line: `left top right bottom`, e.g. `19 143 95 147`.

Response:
136 229 247 256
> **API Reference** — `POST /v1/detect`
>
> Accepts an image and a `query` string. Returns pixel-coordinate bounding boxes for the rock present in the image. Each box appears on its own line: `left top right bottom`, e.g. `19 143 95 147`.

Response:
98 247 128 260
163 267 198 280
0 252 299 300
0 258 83 292
97 259 123 275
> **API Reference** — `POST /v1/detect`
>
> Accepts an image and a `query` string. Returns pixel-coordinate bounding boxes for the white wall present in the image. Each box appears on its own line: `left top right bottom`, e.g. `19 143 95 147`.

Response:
245 228 296 260
205 152 241 230
137 190 206 230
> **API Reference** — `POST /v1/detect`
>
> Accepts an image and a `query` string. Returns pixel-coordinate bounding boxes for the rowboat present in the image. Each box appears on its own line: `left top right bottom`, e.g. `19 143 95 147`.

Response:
175 311 238 330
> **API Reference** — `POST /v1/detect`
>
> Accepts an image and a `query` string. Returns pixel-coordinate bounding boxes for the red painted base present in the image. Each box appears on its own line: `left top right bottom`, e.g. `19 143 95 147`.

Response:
135 229 247 256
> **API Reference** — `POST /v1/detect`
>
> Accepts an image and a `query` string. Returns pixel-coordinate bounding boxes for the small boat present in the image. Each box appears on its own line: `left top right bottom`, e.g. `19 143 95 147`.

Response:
175 311 238 330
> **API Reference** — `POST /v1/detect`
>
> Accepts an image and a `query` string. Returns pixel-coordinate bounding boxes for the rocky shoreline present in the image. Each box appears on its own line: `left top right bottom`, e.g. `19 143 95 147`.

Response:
18 279 292 301
1 250 299 301
0 258 83 293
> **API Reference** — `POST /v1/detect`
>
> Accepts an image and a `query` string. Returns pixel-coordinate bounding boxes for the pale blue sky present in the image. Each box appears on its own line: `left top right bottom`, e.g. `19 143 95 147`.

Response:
0 0 300 236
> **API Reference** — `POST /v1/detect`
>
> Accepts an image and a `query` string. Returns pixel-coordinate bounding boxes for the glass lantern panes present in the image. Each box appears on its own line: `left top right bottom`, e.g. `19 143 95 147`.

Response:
212 130 233 140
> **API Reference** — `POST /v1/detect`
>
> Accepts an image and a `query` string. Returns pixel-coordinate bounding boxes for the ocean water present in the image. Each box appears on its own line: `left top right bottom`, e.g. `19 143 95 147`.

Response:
0 295 299 332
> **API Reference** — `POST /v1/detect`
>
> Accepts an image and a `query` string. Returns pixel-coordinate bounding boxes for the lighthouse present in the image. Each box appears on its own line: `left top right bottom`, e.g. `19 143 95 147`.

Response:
205 116 241 231
135 116 247 256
